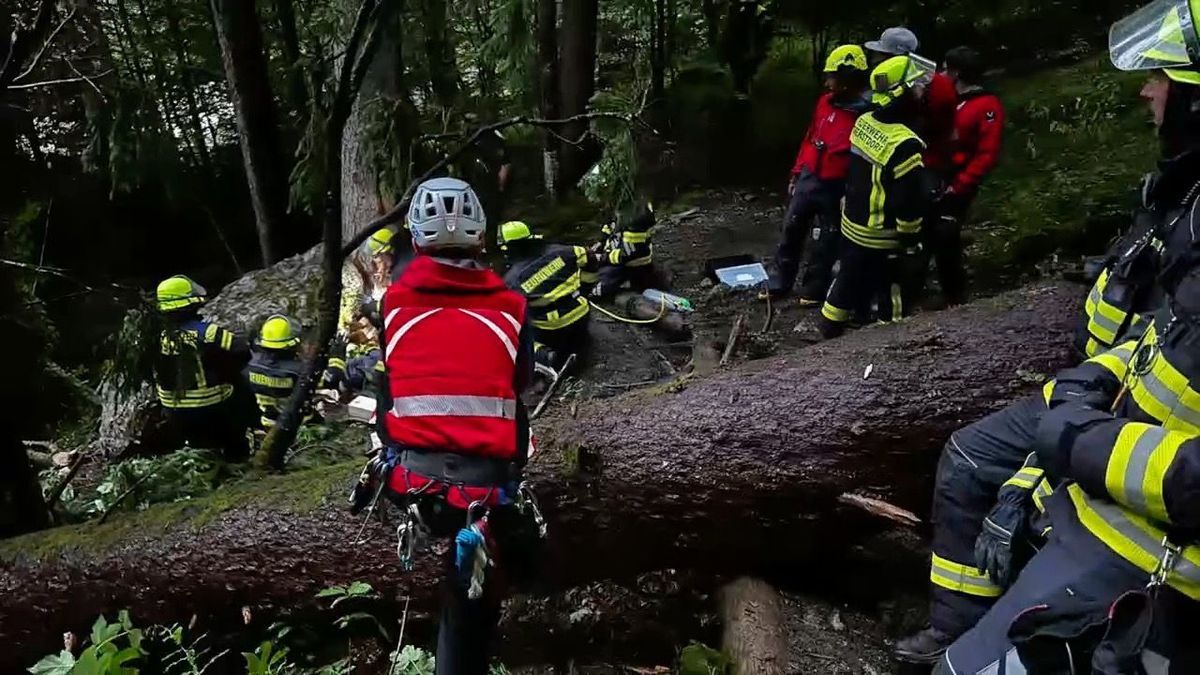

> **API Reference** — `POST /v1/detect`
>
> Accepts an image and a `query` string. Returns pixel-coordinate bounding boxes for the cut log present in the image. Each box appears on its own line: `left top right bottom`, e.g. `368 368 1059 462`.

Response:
720 578 788 675
0 283 1081 670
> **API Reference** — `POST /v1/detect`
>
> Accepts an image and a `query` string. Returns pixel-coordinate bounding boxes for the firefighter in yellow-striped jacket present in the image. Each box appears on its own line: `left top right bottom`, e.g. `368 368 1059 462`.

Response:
819 54 936 339
594 202 663 299
154 275 253 462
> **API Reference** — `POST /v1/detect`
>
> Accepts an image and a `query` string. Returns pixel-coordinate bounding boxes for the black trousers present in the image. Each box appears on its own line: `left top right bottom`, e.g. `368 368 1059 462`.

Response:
929 395 1044 640
818 241 917 338
167 395 253 462
534 316 592 368
924 193 973 306
770 174 843 299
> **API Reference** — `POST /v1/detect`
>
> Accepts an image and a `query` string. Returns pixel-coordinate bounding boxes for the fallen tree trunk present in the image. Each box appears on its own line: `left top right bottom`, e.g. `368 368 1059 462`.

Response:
720 578 788 675
0 283 1080 669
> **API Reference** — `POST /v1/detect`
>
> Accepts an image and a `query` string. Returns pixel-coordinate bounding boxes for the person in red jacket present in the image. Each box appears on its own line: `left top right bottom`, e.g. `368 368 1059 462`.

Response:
766 44 871 302
356 177 539 675
927 46 1005 305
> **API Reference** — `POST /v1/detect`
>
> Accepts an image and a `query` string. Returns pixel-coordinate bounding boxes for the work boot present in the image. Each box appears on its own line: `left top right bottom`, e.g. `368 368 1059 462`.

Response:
894 626 954 665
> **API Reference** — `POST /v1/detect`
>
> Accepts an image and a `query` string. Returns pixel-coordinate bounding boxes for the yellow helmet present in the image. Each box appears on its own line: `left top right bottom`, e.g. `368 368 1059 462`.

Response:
498 220 542 250
257 314 301 350
870 54 936 107
367 227 396 256
156 275 207 312
824 45 868 73
1110 0 1200 72
1166 67 1200 84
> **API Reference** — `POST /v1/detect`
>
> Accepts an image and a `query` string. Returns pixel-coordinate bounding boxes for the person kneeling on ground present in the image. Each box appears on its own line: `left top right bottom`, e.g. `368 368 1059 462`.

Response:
352 177 539 675
818 54 936 339
767 44 871 304
499 219 599 370
153 275 255 462
593 202 663 300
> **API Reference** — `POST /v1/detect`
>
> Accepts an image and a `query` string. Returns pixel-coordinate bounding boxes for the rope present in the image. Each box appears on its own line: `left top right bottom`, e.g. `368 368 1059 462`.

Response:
590 294 668 325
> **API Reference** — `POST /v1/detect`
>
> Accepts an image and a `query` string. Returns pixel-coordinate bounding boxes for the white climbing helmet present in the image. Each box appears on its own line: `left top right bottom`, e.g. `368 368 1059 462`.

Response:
407 177 487 251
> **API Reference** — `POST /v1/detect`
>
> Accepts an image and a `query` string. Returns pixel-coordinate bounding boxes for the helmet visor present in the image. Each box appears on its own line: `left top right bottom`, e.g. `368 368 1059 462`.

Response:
1110 0 1200 71
906 53 937 88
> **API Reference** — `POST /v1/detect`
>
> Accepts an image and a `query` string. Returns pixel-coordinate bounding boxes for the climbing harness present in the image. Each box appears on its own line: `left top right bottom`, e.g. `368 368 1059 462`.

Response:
396 502 431 572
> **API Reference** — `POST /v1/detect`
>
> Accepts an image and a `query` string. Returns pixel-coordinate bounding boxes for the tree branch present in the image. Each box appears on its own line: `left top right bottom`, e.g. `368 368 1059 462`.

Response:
64 58 107 100
7 69 114 90
0 0 56 88
341 110 662 257
11 8 77 84
329 0 380 130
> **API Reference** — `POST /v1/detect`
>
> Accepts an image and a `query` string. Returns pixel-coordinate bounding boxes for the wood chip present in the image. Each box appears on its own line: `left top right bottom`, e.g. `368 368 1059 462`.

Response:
837 493 922 527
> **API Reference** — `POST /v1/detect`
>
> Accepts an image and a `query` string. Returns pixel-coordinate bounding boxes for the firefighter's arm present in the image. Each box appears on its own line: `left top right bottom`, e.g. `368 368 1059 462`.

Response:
890 139 930 242
202 323 250 375
1041 340 1136 410
576 245 600 290
953 99 1005 194
1060 416 1200 529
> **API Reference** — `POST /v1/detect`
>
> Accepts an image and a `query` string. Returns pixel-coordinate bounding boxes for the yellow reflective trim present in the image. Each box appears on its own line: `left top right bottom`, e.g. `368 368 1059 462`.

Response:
896 217 921 234
533 298 590 330
1086 337 1104 358
622 231 651 243
374 360 385 372
1032 477 1054 513
626 255 653 267
1004 466 1045 490
1128 328 1200 434
821 302 850 323
519 257 567 294
156 383 234 408
890 283 902 322
929 553 1002 597
1043 380 1055 405
580 270 600 284
608 249 622 265
204 324 219 343
530 275 581 305
1105 423 1184 523
328 358 347 371
249 371 295 389
221 331 233 350
1067 484 1200 600
841 216 900 249
893 152 924 179
1090 342 1136 381
868 165 885 229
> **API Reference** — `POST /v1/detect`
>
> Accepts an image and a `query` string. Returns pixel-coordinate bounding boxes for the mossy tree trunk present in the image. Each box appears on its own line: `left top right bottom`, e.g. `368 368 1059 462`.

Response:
0 283 1082 669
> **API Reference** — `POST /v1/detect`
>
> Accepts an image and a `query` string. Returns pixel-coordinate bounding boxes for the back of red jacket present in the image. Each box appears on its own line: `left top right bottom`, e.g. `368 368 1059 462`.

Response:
921 72 959 171
948 90 1005 196
791 92 870 182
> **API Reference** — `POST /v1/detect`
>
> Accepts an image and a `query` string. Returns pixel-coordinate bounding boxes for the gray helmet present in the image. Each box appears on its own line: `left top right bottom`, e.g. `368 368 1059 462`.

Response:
408 178 487 251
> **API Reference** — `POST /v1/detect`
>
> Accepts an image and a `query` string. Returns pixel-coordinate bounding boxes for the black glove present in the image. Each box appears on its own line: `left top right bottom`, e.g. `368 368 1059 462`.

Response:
1034 403 1113 481
974 484 1033 588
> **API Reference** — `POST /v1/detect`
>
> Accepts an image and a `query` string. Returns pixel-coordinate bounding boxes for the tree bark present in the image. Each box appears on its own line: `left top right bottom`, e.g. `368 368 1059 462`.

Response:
210 0 292 266
419 0 459 109
536 0 560 197
557 0 599 188
720 578 788 675
273 0 309 114
0 283 1082 668
650 0 666 103
341 0 406 242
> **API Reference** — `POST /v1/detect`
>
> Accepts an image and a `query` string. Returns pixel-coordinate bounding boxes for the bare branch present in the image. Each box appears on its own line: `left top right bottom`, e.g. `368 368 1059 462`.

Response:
0 257 137 294
11 8 77 84
64 58 107 100
6 69 113 90
0 0 56 88
341 110 663 258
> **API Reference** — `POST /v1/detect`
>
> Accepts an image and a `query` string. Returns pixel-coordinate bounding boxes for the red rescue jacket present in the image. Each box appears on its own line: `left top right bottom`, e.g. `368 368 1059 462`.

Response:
790 92 868 182
948 89 1005 196
378 255 528 461
921 72 959 172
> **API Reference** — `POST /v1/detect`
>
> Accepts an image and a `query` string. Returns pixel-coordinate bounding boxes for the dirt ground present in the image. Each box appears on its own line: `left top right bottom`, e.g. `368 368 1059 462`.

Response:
520 191 936 674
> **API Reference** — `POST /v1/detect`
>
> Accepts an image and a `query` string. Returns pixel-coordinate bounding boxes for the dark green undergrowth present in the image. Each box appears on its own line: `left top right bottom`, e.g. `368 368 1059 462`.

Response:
971 57 1156 283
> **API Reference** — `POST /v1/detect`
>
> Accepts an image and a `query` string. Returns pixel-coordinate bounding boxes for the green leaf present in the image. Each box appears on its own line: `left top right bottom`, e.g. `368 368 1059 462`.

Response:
315 585 347 598
346 581 375 597
334 611 377 629
27 650 75 675
110 646 141 669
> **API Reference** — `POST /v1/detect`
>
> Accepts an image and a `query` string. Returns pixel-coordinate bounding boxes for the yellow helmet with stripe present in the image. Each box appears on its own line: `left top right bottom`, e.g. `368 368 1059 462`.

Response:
870 54 936 107
498 220 543 251
367 227 396 256
1110 0 1200 72
256 314 301 350
156 275 207 312
824 45 868 73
